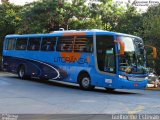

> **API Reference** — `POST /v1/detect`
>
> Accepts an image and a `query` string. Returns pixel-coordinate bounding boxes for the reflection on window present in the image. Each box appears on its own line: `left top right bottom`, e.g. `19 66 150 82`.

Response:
74 36 93 53
41 37 56 51
57 36 74 52
27 38 40 51
119 36 146 74
121 37 135 52
16 38 28 50
57 36 93 52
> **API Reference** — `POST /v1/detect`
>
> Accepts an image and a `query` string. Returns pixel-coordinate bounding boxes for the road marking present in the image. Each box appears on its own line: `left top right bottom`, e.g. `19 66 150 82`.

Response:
128 105 144 114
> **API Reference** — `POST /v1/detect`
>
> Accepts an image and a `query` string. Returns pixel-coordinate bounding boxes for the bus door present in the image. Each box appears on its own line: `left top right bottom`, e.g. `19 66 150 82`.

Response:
96 35 116 86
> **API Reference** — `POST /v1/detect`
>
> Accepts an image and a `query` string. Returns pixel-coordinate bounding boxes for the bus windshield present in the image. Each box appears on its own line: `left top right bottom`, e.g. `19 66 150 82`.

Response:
119 36 147 74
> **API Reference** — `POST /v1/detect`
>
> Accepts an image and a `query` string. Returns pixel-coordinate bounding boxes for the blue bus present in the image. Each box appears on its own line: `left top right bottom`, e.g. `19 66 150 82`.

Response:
2 30 157 91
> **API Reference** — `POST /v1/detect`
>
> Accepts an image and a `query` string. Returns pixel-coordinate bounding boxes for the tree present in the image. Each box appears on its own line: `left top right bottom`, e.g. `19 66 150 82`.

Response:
142 5 160 74
1 0 9 4
115 4 143 36
0 3 21 54
64 0 103 30
89 0 124 31
16 0 102 33
16 0 60 33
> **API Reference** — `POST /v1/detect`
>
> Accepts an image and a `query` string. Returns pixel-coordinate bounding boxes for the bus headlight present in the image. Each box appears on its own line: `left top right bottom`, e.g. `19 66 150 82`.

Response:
119 75 127 79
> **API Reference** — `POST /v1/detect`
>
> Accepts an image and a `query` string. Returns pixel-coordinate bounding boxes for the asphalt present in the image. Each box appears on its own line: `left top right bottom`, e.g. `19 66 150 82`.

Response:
0 72 160 114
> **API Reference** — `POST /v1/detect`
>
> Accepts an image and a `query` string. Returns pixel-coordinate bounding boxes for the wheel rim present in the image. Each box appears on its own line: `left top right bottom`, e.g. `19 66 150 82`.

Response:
19 67 24 78
82 77 90 88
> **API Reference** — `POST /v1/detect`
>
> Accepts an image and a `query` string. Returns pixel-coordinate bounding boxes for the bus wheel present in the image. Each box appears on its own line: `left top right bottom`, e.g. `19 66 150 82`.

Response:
18 65 26 79
105 88 115 92
79 74 95 90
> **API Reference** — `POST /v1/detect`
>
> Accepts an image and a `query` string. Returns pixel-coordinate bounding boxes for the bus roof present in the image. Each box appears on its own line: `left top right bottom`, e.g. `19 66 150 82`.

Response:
5 29 141 39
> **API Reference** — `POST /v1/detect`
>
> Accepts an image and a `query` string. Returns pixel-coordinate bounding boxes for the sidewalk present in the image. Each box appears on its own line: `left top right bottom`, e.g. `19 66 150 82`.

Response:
146 84 160 91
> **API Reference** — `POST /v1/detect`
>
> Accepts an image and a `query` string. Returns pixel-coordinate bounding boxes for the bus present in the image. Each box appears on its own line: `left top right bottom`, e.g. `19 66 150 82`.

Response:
2 30 157 91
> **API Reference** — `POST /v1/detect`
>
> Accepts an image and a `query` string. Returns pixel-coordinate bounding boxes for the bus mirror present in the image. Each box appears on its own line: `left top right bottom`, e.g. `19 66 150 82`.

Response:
145 45 157 60
115 39 125 56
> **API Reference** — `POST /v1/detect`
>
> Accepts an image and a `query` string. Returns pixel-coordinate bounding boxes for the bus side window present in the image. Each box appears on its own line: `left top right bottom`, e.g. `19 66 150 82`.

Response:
41 37 56 51
5 38 16 50
27 37 41 51
85 37 93 52
56 36 74 52
16 38 28 50
74 36 93 52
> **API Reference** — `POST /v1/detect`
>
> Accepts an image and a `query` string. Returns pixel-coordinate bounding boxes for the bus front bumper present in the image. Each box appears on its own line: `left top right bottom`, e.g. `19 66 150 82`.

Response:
105 77 148 89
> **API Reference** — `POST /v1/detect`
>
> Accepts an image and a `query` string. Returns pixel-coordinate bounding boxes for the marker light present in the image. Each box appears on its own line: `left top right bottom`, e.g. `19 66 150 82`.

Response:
134 83 139 87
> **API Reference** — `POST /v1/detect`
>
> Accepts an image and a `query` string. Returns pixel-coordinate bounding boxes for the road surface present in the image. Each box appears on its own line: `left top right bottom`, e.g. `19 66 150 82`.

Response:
0 72 159 114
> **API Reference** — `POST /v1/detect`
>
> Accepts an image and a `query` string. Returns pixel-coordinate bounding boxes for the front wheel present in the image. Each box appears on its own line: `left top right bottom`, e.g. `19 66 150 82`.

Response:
79 74 95 90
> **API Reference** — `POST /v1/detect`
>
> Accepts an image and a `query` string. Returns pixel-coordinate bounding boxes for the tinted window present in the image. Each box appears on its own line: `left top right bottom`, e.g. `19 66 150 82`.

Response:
74 36 93 52
57 36 74 52
56 36 93 52
41 37 56 51
16 38 28 50
96 35 115 73
28 37 41 51
5 38 16 50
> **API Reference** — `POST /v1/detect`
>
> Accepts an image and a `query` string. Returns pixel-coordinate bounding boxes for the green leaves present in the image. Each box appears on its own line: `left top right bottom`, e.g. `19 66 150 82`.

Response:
0 0 159 74
0 3 21 55
0 3 21 36
142 5 160 74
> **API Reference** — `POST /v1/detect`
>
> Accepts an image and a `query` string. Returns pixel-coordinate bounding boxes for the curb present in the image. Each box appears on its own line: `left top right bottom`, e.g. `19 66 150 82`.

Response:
145 87 160 91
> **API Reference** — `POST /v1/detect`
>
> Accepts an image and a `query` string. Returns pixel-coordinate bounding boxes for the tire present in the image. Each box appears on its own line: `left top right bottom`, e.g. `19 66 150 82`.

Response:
105 88 115 92
18 65 27 79
78 73 95 90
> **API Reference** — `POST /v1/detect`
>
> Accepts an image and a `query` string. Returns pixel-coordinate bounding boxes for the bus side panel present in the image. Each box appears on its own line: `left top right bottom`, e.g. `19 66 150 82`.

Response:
3 53 68 80
59 53 95 84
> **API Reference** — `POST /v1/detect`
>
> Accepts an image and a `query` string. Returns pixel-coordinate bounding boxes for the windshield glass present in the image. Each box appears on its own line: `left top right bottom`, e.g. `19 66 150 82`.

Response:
96 35 115 73
119 36 147 74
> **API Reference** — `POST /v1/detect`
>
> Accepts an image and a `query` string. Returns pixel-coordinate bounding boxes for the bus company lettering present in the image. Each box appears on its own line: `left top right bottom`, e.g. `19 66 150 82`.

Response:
54 56 89 64
55 52 90 64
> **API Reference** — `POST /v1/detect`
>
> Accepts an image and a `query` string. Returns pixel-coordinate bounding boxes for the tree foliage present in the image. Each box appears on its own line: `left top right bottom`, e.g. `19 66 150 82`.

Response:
0 0 160 74
0 2 21 53
115 5 143 36
16 0 59 33
0 3 21 36
142 5 160 74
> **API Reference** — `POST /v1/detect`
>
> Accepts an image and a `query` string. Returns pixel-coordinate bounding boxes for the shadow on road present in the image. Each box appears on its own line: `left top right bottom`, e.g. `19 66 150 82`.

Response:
7 76 140 95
